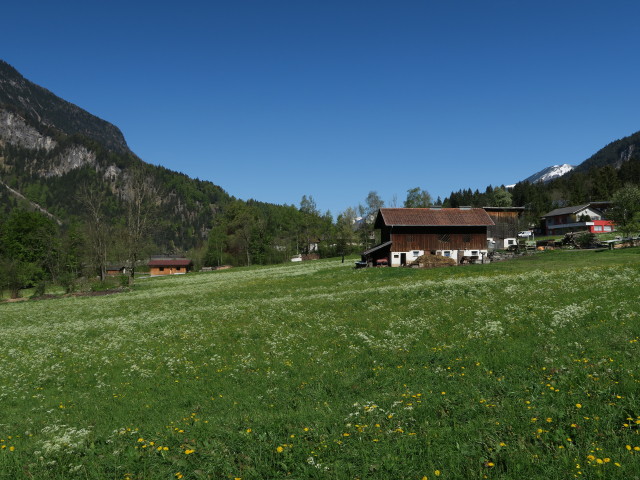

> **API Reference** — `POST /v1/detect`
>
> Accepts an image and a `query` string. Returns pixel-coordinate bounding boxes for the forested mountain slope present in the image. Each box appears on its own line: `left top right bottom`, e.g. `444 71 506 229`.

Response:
0 59 231 251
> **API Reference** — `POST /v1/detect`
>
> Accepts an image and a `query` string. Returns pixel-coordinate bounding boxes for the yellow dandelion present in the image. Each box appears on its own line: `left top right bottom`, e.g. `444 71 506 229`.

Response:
576 403 582 408
435 470 441 476
184 449 195 455
276 446 284 453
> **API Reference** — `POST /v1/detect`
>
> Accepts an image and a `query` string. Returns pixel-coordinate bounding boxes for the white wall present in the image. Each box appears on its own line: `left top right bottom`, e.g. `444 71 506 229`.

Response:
390 249 488 265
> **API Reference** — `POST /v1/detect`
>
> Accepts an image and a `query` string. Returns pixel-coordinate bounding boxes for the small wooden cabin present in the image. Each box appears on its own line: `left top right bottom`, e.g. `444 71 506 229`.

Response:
148 258 193 276
363 208 495 266
106 265 127 276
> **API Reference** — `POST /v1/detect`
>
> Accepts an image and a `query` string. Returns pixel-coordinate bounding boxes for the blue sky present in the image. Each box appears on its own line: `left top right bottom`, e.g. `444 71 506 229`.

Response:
4 1 640 215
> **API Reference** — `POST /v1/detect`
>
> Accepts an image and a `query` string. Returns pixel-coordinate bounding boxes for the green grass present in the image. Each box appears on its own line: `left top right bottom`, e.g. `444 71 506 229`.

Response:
1 249 640 479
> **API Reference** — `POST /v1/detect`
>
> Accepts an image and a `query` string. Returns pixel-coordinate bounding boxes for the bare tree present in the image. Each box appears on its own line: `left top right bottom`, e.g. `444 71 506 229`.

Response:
78 184 110 281
124 169 159 283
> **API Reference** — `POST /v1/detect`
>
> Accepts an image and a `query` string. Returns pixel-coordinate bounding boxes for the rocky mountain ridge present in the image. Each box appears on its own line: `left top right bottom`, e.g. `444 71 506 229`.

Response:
0 60 230 252
0 60 129 154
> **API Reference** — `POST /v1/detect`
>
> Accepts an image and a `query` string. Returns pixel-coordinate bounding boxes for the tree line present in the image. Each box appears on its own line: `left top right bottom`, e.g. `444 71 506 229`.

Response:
3 156 640 298
442 156 640 226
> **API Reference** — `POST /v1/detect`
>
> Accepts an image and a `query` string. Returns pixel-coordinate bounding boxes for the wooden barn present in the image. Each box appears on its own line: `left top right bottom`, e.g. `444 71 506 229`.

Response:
484 206 525 249
362 208 495 266
148 257 193 276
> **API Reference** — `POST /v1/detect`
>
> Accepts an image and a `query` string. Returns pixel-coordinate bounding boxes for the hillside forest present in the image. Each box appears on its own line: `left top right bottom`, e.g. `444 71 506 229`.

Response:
2 137 640 299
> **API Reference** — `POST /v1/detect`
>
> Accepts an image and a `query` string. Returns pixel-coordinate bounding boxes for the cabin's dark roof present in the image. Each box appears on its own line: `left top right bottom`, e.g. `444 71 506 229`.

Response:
542 205 594 218
375 208 495 228
148 259 193 267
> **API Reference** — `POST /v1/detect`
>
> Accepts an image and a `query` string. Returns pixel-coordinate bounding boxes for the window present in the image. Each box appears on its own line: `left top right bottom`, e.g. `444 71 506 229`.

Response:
176 267 182 271
443 251 451 257
604 226 612 232
159 267 164 272
393 254 399 258
462 234 471 243
413 250 420 256
594 226 603 232
438 233 451 243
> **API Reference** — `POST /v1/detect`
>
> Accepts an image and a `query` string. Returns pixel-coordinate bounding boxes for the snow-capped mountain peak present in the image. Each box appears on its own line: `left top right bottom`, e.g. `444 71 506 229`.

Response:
508 164 573 187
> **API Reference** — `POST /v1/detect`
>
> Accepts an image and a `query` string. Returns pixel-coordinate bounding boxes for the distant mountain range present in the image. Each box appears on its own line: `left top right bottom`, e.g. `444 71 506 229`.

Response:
508 129 640 187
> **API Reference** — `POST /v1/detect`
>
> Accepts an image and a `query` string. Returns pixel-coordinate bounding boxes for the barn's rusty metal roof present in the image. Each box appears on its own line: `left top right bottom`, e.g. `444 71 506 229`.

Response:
375 208 495 227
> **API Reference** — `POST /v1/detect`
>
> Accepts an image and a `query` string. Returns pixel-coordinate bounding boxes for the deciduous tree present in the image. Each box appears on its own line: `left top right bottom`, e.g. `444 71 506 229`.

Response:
403 187 432 208
610 184 640 242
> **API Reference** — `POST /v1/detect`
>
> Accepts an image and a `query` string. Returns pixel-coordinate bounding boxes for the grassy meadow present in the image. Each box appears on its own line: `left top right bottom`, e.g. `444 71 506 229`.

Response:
1 249 640 479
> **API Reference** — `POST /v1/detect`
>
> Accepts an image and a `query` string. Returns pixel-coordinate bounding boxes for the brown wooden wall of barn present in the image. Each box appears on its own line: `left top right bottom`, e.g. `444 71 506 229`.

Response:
486 211 521 240
381 226 488 251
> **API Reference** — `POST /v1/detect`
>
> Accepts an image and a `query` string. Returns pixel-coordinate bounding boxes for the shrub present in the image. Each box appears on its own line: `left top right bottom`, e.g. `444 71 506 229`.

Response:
573 231 596 249
58 271 76 294
33 280 46 297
